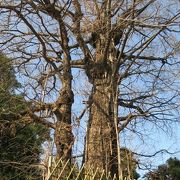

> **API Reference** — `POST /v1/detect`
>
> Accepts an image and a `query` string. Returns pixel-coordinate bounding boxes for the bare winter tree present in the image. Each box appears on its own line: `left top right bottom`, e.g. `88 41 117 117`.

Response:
0 0 179 178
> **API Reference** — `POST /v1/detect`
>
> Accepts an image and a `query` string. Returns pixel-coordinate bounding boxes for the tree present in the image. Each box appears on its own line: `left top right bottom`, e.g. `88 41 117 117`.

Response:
144 157 180 180
0 0 179 178
120 148 140 180
0 53 48 179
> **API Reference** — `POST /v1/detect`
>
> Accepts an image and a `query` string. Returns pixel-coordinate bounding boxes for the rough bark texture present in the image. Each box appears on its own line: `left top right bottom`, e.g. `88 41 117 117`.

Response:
84 21 120 176
53 17 74 162
53 73 74 178
54 88 74 161
53 61 74 163
85 79 118 177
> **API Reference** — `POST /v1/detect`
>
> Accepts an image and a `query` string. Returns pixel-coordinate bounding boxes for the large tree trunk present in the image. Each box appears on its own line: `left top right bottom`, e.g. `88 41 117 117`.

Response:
53 18 74 163
85 74 119 178
54 87 74 161
52 73 74 178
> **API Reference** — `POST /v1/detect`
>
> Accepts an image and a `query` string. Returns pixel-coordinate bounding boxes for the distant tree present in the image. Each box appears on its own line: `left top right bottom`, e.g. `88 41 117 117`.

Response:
144 157 180 180
0 53 48 179
121 147 140 180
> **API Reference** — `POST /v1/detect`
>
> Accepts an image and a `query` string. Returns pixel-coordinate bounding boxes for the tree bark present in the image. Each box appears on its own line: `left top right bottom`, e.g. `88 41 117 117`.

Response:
85 78 119 178
54 88 74 161
53 17 74 163
53 62 74 163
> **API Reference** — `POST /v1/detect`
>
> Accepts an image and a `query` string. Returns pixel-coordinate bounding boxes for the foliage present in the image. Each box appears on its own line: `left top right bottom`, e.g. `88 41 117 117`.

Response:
144 157 180 180
0 53 48 179
120 148 140 179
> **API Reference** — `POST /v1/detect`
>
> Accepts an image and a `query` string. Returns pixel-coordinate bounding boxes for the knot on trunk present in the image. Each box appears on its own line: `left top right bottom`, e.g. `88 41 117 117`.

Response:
86 62 112 85
56 89 74 106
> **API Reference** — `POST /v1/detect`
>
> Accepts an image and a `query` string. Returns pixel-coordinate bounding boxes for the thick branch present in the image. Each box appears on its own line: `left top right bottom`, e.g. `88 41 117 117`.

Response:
72 0 92 63
118 99 145 114
118 113 137 132
125 54 167 62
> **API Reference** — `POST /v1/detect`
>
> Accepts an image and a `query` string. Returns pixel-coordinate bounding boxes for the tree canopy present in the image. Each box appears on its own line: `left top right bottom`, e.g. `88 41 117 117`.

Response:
145 157 180 180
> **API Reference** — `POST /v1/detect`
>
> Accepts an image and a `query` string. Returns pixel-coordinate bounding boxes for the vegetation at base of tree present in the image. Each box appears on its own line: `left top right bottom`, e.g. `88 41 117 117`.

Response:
0 53 48 179
46 151 140 180
144 157 180 180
